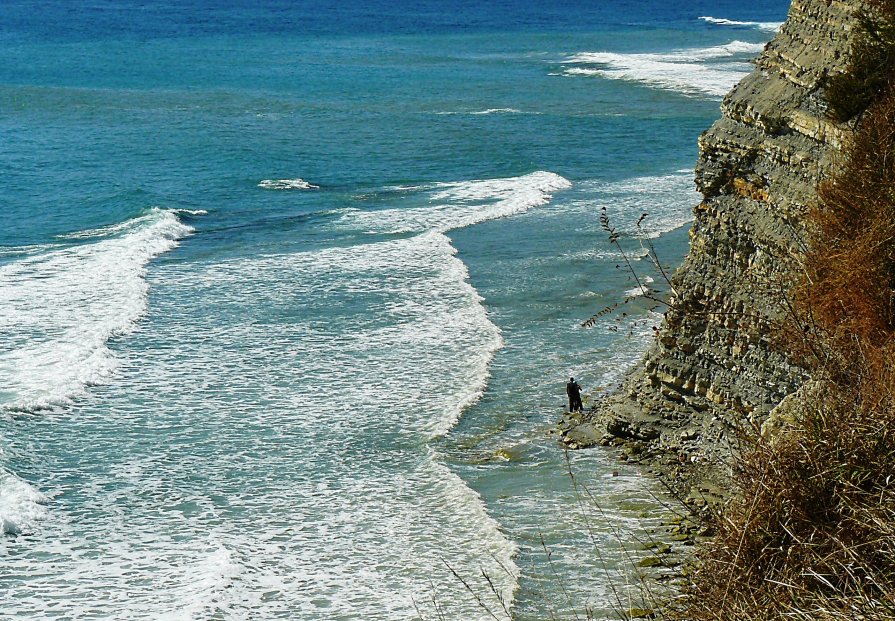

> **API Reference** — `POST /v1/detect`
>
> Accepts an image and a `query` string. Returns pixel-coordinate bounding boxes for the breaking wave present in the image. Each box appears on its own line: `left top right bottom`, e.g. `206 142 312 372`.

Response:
562 40 766 97
258 179 319 190
700 16 783 32
0 208 193 412
340 171 571 234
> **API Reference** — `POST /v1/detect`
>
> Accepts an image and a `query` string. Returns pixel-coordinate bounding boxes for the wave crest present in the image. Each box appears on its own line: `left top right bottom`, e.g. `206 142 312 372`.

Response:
699 16 783 32
0 209 193 412
258 179 319 190
562 40 766 98
341 171 571 234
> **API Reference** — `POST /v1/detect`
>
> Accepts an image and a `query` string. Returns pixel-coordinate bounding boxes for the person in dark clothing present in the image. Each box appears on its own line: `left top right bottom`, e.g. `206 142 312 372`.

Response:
566 377 583 412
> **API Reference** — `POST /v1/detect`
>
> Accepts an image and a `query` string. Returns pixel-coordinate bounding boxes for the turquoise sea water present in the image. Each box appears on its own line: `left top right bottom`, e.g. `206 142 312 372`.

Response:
0 1 787 618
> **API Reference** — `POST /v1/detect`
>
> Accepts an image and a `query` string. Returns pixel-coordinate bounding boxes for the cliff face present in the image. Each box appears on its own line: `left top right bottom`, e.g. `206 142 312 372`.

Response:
567 0 861 462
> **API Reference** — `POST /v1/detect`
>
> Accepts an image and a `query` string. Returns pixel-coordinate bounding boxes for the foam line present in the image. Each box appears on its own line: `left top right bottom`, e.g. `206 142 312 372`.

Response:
435 108 532 115
471 108 521 114
699 16 783 32
258 178 319 190
0 208 193 412
563 41 766 97
341 171 571 234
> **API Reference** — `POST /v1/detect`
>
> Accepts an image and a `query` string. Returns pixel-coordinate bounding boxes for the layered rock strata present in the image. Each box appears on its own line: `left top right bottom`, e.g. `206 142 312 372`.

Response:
565 0 861 466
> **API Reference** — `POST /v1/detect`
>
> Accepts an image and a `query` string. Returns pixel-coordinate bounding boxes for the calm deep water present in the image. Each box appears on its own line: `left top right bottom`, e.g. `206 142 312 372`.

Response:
0 1 787 618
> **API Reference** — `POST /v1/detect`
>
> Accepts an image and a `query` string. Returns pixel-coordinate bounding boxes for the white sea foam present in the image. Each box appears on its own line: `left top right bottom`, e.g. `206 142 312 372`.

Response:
156 544 246 621
0 208 193 412
566 41 766 69
562 170 699 239
0 229 517 619
700 16 783 32
257 178 319 190
1 172 576 618
435 108 531 115
55 207 203 242
0 243 60 258
470 108 524 115
341 171 571 234
0 469 48 535
562 40 766 97
173 232 510 610
54 219 137 240
624 275 655 298
172 208 208 216
189 231 505 439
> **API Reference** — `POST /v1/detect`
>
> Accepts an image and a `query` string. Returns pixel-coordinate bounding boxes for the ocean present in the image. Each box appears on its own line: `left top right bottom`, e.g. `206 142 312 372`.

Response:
0 1 788 618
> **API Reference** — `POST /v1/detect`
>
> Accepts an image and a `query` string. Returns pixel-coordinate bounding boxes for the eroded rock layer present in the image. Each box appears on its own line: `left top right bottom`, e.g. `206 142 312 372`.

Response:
568 0 861 463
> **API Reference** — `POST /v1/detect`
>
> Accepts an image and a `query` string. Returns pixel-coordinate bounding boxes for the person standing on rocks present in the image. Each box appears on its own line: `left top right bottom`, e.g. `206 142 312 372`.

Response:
566 377 583 412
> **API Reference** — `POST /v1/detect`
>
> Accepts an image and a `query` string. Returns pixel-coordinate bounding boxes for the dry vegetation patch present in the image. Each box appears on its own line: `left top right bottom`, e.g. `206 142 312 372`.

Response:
671 2 895 618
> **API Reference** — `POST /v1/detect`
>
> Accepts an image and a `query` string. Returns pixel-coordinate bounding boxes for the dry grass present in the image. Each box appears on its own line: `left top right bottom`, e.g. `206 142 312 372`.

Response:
677 373 895 620
793 91 895 378
669 8 895 618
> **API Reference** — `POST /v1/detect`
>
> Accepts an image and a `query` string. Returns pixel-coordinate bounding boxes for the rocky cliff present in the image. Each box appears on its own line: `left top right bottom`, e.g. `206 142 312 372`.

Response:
564 0 861 467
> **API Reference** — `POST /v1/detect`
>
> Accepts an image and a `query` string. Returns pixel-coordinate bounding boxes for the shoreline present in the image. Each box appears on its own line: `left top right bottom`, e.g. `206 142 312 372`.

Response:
551 408 711 618
548 0 867 616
